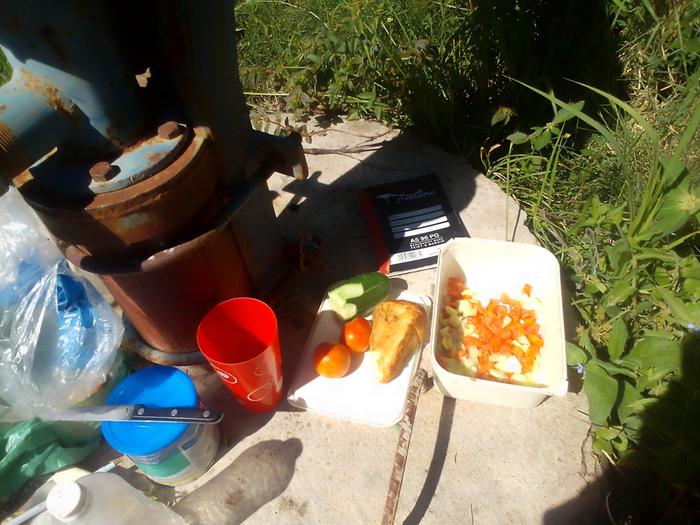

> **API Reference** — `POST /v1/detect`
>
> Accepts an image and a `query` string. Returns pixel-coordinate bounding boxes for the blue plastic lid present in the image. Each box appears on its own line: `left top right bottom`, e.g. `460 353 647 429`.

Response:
101 366 197 456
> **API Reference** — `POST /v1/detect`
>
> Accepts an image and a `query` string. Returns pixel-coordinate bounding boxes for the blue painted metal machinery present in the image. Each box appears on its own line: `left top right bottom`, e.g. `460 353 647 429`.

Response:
0 0 308 363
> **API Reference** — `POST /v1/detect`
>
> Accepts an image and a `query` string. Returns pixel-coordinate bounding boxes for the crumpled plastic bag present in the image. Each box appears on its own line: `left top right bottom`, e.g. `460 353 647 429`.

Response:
0 353 127 506
0 188 124 421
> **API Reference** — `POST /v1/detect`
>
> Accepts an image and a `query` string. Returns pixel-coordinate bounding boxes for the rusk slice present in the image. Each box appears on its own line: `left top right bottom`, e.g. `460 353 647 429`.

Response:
369 300 428 383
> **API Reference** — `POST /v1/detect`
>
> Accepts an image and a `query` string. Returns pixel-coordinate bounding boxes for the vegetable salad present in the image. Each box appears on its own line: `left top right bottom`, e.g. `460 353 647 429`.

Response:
437 278 546 386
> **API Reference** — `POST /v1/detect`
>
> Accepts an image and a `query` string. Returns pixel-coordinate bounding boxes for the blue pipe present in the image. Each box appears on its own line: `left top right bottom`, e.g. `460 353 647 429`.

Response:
154 0 251 190
0 0 145 156
0 53 73 180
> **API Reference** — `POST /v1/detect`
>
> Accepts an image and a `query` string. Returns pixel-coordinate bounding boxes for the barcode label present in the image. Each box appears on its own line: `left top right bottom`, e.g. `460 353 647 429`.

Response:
389 246 440 265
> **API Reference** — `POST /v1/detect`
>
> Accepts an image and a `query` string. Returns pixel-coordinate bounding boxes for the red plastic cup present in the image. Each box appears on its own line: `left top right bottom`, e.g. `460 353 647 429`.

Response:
196 298 283 413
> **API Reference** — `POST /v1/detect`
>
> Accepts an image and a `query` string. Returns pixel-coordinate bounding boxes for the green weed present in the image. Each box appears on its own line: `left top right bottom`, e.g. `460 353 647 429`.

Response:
483 71 700 523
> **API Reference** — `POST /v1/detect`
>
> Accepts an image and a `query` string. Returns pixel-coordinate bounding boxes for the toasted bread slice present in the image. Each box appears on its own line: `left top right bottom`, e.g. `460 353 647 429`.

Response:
369 300 427 383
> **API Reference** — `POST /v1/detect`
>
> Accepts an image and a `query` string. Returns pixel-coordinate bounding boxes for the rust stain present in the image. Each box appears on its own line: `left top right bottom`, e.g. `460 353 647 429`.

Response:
38 25 68 64
14 170 34 187
17 130 220 263
105 125 120 145
0 122 17 153
20 68 76 117
147 151 166 164
0 105 7 112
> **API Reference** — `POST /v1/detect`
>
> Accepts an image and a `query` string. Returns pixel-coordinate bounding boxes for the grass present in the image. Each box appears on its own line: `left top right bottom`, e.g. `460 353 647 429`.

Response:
235 0 622 157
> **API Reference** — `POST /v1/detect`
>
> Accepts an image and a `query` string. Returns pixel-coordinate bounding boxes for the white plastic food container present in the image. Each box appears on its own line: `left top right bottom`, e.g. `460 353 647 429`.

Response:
430 238 568 408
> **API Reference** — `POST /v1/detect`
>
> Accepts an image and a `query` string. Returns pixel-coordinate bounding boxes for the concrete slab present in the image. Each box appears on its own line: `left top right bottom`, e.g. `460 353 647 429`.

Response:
169 118 605 524
13 118 605 525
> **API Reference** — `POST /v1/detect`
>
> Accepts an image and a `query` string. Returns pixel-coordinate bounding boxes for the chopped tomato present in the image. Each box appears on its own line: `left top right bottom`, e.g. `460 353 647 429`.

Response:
463 335 480 347
439 279 545 385
447 278 465 301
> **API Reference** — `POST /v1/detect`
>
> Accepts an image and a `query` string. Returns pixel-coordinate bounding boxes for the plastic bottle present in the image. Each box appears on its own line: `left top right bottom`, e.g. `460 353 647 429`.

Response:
34 473 186 525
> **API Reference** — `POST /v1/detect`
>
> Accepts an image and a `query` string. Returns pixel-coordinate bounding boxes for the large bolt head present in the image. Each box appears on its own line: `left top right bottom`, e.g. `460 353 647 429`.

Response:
158 121 182 139
89 161 118 182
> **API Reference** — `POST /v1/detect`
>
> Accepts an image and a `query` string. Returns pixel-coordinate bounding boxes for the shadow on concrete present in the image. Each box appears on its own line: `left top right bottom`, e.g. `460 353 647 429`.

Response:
545 333 700 523
174 438 302 525
403 397 456 525
191 366 306 455
271 131 478 386
543 473 612 525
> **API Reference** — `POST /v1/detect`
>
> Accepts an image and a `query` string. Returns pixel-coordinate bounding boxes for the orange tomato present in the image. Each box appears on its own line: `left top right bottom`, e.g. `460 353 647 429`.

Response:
313 342 351 378
342 317 371 353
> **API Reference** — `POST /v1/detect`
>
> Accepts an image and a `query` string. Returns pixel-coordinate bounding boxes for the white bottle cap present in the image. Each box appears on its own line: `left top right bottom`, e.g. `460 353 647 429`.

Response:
46 481 85 522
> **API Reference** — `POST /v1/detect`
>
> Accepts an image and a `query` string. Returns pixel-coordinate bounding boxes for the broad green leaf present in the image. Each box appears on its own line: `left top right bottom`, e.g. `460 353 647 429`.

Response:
658 157 688 188
605 241 631 275
491 106 513 126
640 329 675 341
532 129 552 151
607 318 629 359
551 101 585 125
635 248 679 263
506 131 529 144
357 91 376 102
606 305 622 318
654 287 697 325
566 341 588 366
592 433 614 454
653 266 672 287
642 174 699 241
627 397 658 413
617 381 643 421
591 358 636 379
613 432 629 453
621 413 643 439
587 275 608 294
624 337 682 373
584 281 602 295
648 381 670 397
680 257 700 279
683 278 700 298
584 362 619 426
579 329 596 354
595 425 622 441
603 281 636 307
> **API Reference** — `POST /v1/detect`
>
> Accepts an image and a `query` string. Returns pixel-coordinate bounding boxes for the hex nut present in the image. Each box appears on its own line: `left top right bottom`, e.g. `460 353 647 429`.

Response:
89 161 118 183
158 121 182 139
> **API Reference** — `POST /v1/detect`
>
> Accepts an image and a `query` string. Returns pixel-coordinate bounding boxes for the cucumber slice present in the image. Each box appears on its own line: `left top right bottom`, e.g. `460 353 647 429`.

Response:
328 296 358 320
327 272 390 320
327 282 365 303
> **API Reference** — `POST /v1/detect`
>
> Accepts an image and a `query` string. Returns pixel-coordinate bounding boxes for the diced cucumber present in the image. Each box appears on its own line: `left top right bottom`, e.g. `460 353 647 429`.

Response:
327 272 390 320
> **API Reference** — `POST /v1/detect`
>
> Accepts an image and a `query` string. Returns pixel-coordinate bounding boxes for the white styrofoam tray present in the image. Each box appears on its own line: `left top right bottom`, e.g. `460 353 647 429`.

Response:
430 238 568 408
287 290 431 427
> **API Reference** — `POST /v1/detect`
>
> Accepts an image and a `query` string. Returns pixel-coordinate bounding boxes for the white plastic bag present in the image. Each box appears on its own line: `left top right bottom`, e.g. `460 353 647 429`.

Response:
0 188 124 420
